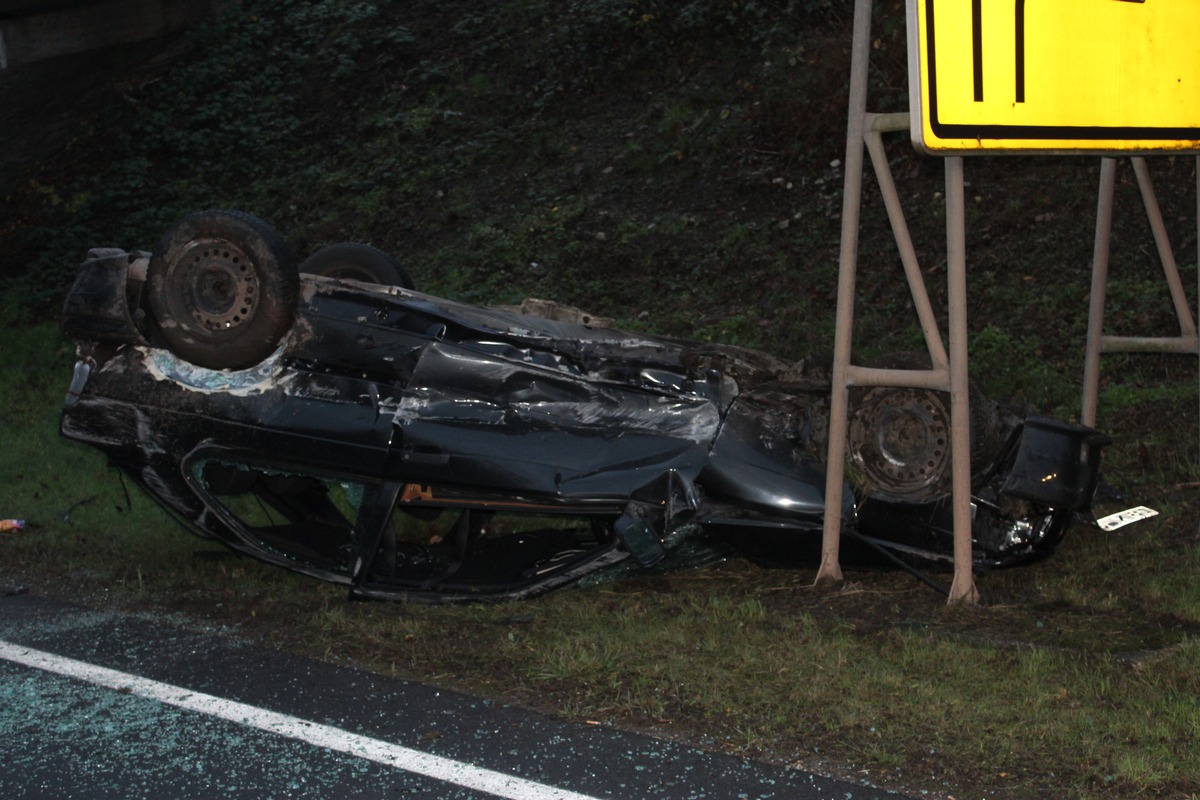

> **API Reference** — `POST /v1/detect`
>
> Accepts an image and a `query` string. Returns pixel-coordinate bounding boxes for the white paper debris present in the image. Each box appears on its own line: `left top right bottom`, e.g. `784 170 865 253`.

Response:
1096 506 1159 532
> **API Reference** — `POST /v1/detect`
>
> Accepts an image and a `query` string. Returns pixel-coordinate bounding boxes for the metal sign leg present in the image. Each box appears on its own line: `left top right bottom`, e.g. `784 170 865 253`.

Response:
1082 157 1199 428
815 0 875 590
945 156 979 605
1081 159 1118 428
819 0 978 603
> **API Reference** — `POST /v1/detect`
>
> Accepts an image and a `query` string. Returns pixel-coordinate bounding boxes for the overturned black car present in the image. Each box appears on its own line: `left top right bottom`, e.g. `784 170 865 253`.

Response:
59 211 1109 602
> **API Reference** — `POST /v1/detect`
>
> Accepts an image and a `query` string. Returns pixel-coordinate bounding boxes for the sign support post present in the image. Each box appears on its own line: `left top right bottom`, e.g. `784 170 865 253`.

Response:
944 156 979 604
819 0 1199 603
1081 157 1200 429
817 0 979 603
814 0 871 591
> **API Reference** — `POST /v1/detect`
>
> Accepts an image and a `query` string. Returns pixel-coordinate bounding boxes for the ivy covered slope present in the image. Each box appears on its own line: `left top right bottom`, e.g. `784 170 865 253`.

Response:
2 0 1195 405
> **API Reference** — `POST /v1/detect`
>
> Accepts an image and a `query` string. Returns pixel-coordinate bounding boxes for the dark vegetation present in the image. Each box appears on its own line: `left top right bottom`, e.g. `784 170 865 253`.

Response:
5 0 1195 412
2 1 1197 798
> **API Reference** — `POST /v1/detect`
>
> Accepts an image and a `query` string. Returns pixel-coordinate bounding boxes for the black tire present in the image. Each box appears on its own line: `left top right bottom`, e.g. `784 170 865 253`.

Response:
147 210 298 370
299 242 413 288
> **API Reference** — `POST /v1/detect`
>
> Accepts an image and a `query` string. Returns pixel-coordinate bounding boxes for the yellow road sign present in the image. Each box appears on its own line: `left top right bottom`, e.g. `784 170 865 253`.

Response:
907 0 1200 153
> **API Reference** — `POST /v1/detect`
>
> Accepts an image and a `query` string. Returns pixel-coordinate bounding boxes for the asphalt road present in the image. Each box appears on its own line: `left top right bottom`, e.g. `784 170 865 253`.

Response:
0 591 915 799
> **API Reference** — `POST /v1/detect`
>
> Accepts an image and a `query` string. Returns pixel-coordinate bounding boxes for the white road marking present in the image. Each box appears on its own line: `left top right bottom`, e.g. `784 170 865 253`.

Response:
0 639 605 800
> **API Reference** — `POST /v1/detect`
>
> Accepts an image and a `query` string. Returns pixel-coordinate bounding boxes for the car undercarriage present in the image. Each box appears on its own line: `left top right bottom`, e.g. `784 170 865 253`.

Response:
59 211 1109 601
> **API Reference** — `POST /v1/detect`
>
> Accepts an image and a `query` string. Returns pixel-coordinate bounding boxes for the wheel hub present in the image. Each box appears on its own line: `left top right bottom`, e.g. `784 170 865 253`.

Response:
176 239 258 332
848 386 952 501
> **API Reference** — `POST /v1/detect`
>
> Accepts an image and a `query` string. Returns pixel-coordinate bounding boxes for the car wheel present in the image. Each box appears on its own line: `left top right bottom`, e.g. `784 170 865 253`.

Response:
147 210 298 370
848 352 993 503
299 242 413 288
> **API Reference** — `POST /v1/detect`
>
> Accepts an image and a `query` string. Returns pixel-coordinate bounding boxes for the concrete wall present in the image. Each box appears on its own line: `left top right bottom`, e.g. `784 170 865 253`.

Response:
1 0 231 68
